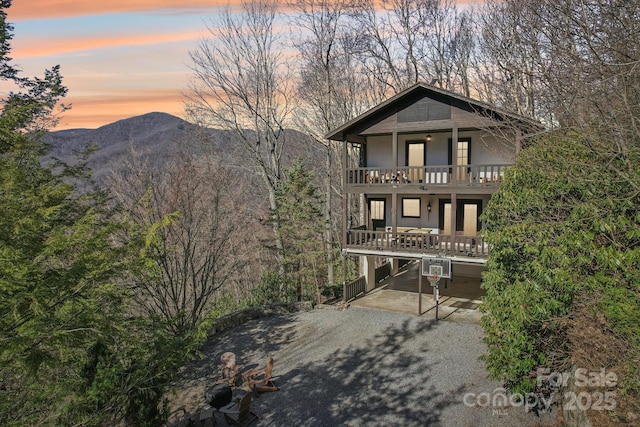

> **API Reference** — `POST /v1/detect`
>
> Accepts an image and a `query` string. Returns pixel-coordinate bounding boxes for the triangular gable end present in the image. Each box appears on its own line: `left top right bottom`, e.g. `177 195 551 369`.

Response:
325 83 542 141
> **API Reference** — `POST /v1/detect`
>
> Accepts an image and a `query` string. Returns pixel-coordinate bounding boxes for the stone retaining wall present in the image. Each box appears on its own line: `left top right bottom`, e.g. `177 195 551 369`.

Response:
207 301 315 338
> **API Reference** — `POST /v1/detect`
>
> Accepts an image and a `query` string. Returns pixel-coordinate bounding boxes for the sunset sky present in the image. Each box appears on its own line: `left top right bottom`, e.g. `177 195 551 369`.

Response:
6 0 474 130
5 1 236 129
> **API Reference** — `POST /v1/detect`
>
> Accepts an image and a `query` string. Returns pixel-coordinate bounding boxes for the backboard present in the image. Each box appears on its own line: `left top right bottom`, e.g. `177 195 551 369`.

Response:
421 256 452 279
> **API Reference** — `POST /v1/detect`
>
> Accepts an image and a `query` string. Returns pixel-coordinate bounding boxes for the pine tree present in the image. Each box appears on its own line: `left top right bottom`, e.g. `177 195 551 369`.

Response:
275 159 325 302
0 2 140 424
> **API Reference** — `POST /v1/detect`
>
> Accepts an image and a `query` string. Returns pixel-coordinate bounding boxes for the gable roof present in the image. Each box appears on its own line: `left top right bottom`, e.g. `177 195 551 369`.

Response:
325 82 543 141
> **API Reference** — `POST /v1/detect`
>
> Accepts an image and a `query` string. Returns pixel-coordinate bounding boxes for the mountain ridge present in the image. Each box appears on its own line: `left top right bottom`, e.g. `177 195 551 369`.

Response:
43 112 323 184
53 112 184 134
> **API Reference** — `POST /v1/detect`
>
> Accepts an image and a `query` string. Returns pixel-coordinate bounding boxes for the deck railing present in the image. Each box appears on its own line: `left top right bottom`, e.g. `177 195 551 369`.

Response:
345 229 488 258
344 275 366 302
346 164 511 187
456 164 509 185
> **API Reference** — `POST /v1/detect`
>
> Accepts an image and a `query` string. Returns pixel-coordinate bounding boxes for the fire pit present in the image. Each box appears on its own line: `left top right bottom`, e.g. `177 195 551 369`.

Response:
205 384 232 409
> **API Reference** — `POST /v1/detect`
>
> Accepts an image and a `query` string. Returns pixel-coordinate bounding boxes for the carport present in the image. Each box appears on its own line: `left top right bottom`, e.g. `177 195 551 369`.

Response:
349 260 485 322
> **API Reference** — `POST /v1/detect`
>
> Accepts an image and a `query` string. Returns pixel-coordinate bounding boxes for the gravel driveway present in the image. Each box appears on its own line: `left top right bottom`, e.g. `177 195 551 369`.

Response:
169 306 558 426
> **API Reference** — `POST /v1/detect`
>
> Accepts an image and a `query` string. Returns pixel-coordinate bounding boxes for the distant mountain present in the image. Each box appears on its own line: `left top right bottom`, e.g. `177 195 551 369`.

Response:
43 112 199 183
43 112 323 185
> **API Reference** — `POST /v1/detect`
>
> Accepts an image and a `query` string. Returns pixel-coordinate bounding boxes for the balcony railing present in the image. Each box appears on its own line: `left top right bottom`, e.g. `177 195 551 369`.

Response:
346 164 510 187
344 229 488 258
455 164 508 185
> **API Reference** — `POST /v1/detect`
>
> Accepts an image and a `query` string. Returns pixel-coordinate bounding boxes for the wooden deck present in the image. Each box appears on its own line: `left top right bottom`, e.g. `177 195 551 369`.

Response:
344 229 488 259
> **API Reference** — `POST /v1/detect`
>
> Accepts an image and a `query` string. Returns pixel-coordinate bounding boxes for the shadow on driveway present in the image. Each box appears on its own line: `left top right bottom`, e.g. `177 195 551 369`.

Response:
168 307 557 427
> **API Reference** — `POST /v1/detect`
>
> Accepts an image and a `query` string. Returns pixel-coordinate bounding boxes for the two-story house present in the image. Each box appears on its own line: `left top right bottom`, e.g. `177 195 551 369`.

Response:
326 83 541 301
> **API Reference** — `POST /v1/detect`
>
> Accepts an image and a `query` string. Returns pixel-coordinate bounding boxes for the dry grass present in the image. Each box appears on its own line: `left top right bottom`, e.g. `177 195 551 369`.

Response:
567 297 639 427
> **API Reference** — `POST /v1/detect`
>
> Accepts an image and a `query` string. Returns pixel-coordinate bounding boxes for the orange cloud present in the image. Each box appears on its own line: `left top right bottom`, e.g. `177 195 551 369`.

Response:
9 0 242 20
11 30 203 59
10 0 477 21
56 88 186 129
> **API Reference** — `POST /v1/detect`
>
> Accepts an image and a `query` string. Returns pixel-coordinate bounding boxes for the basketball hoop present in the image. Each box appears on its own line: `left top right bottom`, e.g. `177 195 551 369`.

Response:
426 274 441 287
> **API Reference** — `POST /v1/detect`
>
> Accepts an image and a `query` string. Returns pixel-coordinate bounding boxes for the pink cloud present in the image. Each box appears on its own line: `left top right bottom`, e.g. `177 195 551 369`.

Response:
11 31 203 59
11 0 477 21
9 1 239 20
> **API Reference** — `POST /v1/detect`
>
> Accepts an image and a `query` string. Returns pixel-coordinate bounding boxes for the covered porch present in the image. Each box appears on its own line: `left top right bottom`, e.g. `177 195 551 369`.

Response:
347 164 509 188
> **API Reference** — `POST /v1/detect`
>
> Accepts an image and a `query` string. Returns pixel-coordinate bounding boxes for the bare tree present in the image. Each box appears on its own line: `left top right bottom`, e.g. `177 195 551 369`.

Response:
186 0 292 281
419 0 453 89
347 0 425 93
475 0 547 119
476 0 640 154
109 151 249 335
343 0 475 95
290 0 379 286
445 7 476 97
534 0 640 192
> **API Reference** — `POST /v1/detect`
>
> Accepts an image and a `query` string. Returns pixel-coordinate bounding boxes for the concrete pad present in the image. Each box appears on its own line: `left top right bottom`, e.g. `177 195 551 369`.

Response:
350 288 484 324
349 260 485 323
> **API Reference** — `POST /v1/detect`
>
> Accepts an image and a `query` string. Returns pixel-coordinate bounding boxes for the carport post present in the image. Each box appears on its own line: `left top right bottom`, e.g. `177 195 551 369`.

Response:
418 261 423 315
435 284 439 321
342 251 347 302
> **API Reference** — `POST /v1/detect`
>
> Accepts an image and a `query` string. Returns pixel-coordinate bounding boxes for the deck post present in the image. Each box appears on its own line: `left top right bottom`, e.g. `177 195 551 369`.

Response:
392 131 398 171
390 257 399 275
342 140 348 249
450 193 457 256
418 261 423 315
451 125 458 186
363 255 376 292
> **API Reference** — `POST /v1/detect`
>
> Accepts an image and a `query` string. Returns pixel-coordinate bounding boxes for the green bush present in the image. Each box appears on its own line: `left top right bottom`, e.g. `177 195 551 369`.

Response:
481 132 640 399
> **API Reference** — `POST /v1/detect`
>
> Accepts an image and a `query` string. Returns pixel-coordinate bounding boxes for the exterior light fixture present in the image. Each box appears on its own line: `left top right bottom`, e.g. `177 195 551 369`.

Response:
427 201 432 212
426 134 432 142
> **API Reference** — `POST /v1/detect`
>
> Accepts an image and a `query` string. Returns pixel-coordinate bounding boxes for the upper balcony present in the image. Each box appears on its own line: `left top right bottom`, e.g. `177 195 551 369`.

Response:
345 163 511 193
327 83 542 198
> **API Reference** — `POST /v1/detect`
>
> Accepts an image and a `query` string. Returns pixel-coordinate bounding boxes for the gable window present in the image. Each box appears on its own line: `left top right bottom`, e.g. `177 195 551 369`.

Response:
402 198 421 218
